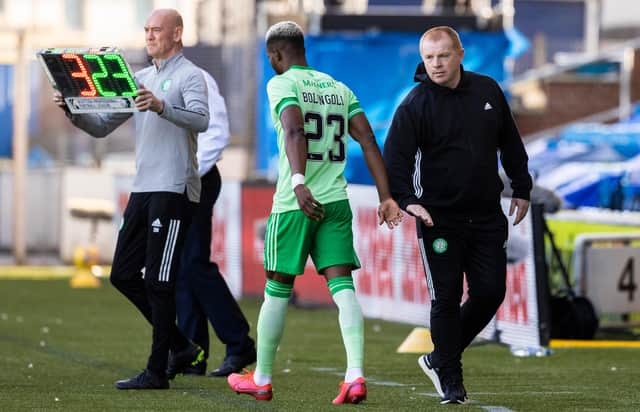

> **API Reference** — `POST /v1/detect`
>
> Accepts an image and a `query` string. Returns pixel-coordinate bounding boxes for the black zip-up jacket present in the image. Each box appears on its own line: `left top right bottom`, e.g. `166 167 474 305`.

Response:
383 63 532 217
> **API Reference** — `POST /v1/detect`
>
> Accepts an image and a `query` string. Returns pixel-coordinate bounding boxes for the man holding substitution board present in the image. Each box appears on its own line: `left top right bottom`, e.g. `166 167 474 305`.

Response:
50 8 209 389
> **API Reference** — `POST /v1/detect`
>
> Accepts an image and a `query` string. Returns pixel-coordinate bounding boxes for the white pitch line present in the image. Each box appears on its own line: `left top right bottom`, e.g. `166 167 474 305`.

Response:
310 367 518 411
472 391 578 395
309 367 337 372
416 391 440 399
309 367 419 387
416 393 515 411
367 380 411 387
482 407 515 412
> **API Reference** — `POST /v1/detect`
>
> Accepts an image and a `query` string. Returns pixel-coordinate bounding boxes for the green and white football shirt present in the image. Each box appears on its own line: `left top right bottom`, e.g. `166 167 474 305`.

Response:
267 65 364 213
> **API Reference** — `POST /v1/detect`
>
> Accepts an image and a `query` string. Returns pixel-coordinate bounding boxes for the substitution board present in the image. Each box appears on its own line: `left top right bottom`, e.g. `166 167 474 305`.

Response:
38 47 138 114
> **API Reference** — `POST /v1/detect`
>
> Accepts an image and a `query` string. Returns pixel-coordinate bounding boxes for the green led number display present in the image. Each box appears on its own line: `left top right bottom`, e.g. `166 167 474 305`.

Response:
103 54 137 97
84 54 115 97
71 53 137 97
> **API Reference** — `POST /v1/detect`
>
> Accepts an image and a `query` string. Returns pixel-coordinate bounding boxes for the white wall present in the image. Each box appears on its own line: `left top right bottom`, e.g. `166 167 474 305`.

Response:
601 0 640 29
0 168 62 252
59 167 117 263
0 167 117 262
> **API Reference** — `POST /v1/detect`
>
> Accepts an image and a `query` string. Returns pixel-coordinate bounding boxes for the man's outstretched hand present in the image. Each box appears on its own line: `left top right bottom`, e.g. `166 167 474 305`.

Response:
378 198 403 229
406 204 434 227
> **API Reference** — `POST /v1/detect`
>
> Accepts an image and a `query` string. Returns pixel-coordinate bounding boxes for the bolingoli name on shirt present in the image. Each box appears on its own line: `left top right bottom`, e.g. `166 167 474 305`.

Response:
301 91 344 106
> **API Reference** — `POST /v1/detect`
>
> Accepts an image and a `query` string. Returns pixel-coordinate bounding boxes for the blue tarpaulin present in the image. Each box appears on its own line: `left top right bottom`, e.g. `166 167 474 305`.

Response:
0 65 13 157
0 63 40 158
256 31 514 184
530 115 640 210
559 123 640 160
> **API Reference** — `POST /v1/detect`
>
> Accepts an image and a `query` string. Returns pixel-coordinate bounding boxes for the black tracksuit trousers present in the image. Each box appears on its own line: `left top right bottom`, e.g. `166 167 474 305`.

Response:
176 165 253 360
417 211 508 373
110 191 195 376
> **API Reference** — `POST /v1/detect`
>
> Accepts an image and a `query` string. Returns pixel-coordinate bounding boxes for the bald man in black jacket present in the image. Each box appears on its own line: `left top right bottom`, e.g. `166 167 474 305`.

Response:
383 26 532 405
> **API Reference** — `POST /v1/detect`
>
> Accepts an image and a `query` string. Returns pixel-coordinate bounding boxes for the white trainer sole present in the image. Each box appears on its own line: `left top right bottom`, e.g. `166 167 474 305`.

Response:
418 355 444 398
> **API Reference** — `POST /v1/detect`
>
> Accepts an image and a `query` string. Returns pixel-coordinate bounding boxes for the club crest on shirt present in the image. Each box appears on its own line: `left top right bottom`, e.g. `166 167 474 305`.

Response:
432 238 448 254
161 79 172 92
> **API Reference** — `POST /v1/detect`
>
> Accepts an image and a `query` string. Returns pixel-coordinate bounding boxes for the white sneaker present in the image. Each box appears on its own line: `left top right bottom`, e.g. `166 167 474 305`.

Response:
418 354 444 398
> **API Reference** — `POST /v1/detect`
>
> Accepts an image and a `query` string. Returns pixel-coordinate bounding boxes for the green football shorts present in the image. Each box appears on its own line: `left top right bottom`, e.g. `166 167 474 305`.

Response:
264 199 361 275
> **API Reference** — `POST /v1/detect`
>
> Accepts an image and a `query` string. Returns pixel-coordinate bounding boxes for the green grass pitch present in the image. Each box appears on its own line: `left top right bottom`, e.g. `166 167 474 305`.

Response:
1 278 639 411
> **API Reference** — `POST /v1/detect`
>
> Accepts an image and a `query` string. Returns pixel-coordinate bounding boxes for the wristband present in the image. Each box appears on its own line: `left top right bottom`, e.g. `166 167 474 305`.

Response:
291 173 305 190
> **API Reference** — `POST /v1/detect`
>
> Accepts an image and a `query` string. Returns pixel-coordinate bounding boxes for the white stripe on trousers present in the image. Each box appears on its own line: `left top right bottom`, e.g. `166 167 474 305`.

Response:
413 149 423 198
418 235 436 301
266 214 279 271
159 219 180 282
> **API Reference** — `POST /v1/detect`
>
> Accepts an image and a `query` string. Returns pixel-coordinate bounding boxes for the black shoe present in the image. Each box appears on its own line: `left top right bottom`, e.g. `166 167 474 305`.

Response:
418 354 444 398
115 369 169 390
181 361 207 376
440 379 468 405
208 347 257 377
419 353 468 404
166 342 205 380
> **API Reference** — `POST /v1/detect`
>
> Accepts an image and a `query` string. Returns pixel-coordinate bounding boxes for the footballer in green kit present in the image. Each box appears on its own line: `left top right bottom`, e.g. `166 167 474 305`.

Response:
228 21 403 404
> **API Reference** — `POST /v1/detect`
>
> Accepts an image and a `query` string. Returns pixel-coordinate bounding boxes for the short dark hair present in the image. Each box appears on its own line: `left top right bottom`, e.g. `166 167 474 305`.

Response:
265 21 305 53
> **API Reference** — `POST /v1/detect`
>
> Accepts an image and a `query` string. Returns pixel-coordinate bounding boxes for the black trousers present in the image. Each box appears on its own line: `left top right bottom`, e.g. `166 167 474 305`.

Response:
417 211 508 372
110 191 194 376
176 165 253 360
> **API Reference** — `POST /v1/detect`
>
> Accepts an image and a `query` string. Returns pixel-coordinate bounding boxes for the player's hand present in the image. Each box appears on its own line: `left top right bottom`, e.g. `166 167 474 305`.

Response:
377 198 403 229
294 185 324 221
406 204 434 227
509 197 530 226
134 83 164 113
52 91 66 109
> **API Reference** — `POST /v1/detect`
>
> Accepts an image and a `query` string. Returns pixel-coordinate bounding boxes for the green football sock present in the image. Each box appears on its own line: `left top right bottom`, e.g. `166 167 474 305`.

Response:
255 279 292 384
328 277 364 371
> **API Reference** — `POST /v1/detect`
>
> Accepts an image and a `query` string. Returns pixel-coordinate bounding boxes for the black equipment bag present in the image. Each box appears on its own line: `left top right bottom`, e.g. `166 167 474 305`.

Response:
544 219 599 339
